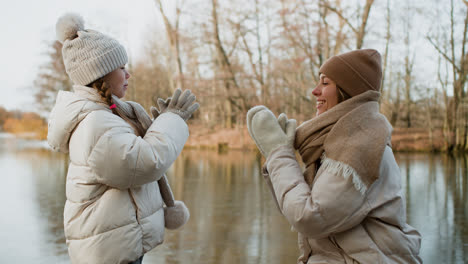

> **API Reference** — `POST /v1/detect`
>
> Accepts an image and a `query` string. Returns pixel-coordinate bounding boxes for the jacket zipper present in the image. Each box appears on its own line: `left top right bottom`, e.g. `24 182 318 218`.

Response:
128 189 141 224
128 189 146 256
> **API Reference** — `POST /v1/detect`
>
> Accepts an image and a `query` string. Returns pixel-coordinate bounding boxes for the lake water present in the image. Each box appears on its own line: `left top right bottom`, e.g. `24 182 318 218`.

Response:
0 135 466 264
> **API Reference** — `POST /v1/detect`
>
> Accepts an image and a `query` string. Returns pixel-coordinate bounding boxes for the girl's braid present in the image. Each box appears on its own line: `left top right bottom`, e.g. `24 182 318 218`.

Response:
88 78 146 137
93 78 117 114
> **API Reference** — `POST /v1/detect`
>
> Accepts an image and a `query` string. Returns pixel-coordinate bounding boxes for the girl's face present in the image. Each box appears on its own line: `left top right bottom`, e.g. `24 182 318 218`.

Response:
312 74 339 116
106 65 130 98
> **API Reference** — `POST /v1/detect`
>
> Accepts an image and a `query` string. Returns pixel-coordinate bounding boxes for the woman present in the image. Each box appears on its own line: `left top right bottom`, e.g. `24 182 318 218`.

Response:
247 49 422 263
48 13 199 264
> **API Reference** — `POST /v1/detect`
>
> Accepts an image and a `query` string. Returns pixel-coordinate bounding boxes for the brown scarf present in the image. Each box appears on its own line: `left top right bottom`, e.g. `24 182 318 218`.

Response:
294 90 392 194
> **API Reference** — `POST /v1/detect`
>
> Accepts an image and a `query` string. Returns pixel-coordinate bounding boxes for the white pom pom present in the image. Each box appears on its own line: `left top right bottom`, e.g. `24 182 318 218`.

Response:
164 200 190 230
56 13 85 43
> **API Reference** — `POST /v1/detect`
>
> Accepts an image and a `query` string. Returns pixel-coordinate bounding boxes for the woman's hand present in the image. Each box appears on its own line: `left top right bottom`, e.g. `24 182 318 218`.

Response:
246 106 296 158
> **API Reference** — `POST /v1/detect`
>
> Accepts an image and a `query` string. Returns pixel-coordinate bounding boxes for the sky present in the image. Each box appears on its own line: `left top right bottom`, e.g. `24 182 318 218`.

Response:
0 0 173 111
0 0 458 112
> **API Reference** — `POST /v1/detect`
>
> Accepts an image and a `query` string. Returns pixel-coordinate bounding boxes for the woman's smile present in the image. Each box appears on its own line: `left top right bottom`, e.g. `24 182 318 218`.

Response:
312 74 339 116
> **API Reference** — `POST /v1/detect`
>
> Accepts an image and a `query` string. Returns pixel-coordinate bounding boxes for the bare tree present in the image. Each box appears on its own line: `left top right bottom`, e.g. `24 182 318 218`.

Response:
402 0 415 128
34 41 72 112
380 0 391 98
155 0 185 91
233 0 268 104
0 106 11 130
427 0 468 151
210 0 250 127
30 0 468 152
320 0 375 49
389 71 402 126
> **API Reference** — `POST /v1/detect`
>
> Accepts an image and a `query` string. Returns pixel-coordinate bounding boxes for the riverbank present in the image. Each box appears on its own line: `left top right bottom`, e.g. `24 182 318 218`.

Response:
391 127 445 152
2 126 446 153
0 132 50 150
185 124 256 151
186 124 446 152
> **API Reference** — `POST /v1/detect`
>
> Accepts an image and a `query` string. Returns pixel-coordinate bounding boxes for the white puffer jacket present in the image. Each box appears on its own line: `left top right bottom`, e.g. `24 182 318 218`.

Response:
47 85 189 264
263 145 422 263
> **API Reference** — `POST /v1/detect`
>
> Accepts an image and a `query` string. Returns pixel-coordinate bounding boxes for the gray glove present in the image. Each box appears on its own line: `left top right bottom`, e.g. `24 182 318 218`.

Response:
150 97 171 119
151 89 200 121
246 105 296 158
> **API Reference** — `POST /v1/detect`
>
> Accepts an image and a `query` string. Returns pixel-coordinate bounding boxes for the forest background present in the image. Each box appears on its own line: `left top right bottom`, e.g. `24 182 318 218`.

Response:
1 0 467 153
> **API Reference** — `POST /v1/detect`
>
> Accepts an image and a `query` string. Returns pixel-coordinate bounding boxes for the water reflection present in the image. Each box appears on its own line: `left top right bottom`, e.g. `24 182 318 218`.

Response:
1 135 467 264
0 136 68 263
146 150 298 264
396 153 468 264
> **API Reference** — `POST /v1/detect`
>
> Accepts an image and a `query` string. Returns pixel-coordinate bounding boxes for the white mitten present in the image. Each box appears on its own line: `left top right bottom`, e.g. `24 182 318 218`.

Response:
246 106 296 157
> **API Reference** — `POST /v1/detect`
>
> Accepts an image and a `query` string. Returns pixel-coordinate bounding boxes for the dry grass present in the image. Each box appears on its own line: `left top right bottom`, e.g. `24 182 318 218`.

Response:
187 124 446 152
186 123 257 151
391 128 445 152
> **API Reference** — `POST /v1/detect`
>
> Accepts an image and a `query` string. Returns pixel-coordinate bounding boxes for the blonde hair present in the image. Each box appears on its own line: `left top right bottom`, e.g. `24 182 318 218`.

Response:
88 78 146 137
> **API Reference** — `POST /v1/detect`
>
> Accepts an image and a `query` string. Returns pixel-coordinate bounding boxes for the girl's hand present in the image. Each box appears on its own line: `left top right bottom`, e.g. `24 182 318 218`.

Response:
151 89 200 121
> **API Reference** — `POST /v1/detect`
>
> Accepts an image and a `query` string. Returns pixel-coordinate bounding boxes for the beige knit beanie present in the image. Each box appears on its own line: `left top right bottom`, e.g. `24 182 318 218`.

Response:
56 13 128 85
319 49 382 97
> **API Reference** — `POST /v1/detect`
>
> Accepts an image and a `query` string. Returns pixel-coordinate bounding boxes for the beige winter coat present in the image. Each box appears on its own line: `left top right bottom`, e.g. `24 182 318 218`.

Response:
263 145 422 264
47 85 189 264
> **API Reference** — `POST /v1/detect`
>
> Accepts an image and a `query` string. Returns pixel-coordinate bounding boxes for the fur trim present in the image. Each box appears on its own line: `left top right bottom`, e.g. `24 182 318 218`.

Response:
56 13 85 43
164 200 190 230
321 153 367 195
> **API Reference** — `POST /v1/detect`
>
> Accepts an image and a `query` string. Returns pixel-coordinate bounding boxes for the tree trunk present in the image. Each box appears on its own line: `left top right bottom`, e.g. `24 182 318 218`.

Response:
381 0 391 100
155 0 184 90
211 0 248 125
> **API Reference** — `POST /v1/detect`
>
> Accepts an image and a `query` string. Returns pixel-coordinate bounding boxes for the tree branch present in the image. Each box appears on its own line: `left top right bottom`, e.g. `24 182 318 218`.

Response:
320 0 358 34
426 36 461 73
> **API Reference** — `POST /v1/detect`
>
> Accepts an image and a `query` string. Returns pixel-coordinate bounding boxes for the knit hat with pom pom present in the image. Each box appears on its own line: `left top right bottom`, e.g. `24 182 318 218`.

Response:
56 13 128 85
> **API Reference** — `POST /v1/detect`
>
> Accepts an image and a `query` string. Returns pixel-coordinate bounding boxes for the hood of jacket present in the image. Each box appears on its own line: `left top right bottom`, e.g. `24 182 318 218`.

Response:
47 85 109 153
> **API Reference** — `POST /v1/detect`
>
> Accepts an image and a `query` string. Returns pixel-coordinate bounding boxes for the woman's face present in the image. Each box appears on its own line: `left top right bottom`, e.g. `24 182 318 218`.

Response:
106 65 130 98
312 74 339 116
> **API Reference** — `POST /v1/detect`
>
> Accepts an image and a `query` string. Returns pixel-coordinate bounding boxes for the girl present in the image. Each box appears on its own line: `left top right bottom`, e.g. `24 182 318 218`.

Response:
247 49 422 263
48 13 198 264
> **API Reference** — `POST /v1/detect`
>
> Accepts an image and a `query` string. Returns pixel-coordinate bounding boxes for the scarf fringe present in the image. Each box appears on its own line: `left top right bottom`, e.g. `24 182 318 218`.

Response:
321 153 367 195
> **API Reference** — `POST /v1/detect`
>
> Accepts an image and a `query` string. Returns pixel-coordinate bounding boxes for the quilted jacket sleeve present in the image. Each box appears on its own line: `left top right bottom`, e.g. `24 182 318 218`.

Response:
87 112 189 190
264 146 371 239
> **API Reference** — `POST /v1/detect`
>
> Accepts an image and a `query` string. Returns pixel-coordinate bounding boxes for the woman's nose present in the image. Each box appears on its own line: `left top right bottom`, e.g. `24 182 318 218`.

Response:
312 85 320 97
